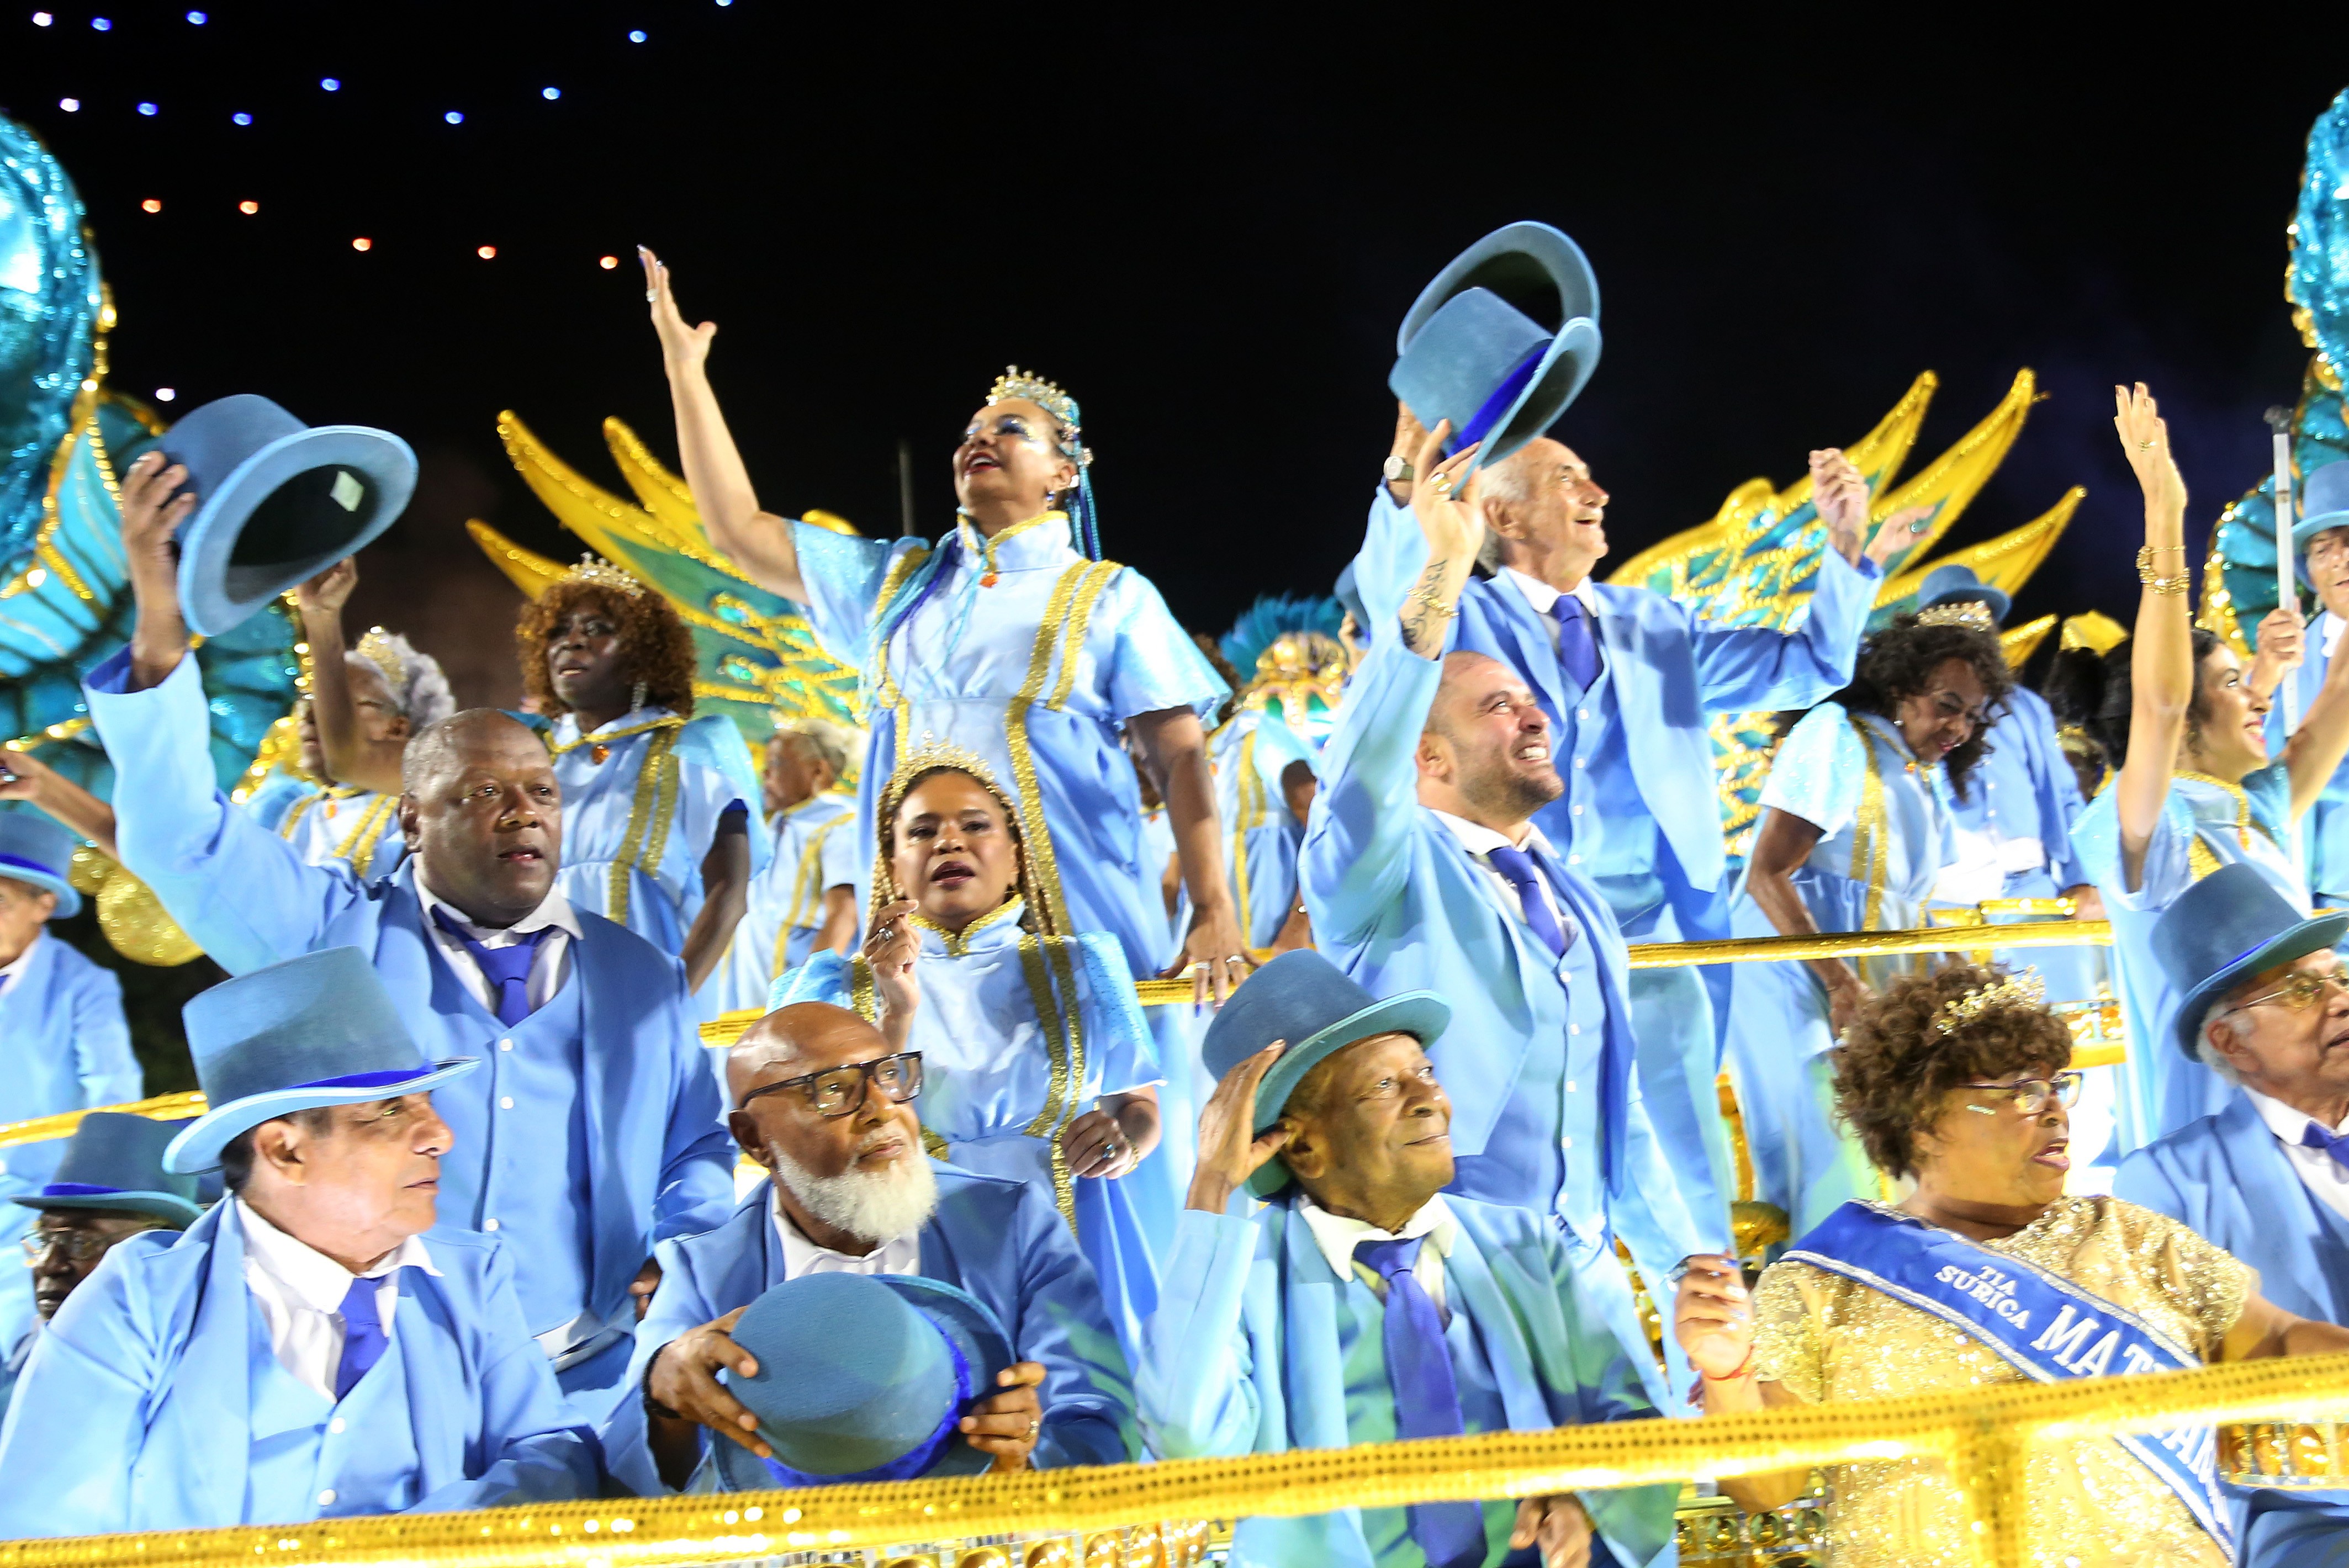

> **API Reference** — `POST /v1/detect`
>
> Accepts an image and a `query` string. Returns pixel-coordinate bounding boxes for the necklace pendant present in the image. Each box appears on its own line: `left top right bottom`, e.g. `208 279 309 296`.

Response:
980 570 999 588
589 744 609 764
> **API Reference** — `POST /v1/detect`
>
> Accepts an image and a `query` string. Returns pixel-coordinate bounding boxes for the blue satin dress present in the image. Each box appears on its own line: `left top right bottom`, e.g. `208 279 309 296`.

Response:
2072 766 2305 1153
715 786 857 1013
543 705 766 967
1728 703 1956 1234
773 896 1162 1365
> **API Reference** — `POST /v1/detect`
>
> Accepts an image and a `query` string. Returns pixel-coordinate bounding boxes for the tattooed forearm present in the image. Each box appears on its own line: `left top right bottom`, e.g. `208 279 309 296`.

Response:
1400 557 1459 657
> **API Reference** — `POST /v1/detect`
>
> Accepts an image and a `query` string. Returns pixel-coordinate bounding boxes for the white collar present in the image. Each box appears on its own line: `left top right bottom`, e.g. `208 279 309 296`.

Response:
1500 566 1597 618
0 929 43 981
1294 1194 1457 1283
415 876 582 941
2245 1084 2349 1143
2322 612 2346 664
236 1198 440 1312
1429 808 1554 860
770 1193 922 1276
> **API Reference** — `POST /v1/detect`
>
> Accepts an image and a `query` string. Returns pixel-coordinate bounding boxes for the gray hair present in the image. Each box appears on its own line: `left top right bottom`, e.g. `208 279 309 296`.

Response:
353 628 456 729
776 717 864 781
1470 448 1543 573
2197 999 2250 1085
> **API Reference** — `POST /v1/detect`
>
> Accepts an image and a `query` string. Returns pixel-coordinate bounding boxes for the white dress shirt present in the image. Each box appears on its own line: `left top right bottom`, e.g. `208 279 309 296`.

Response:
0 929 39 1001
771 1201 922 1280
1499 567 1599 655
2321 611 2346 665
1430 810 1574 945
237 1199 441 1403
2245 1087 2349 1226
1295 1194 1459 1313
415 878 580 1015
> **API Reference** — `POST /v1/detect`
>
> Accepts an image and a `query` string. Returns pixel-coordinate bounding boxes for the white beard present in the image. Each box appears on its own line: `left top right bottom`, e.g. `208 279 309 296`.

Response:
769 1140 939 1245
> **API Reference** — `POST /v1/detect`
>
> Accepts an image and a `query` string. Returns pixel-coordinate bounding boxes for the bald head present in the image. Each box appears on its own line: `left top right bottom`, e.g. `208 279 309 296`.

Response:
403 708 545 795
727 1002 887 1106
397 708 561 928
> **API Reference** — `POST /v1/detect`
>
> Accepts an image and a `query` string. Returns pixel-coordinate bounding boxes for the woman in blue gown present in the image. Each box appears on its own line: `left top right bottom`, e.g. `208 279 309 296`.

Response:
515 556 763 996
2060 384 2349 1152
775 741 1161 1362
1727 609 2013 1234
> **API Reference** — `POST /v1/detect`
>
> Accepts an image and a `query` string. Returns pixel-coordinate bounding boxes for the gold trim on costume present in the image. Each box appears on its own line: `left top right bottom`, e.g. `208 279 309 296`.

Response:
2176 771 2256 849
1228 725 1265 931
1848 714 1890 932
1000 561 1095 935
847 951 877 1021
1014 931 1088 1232
548 712 686 756
866 545 933 714
605 727 682 924
774 808 853 971
909 893 1024 958
332 792 400 878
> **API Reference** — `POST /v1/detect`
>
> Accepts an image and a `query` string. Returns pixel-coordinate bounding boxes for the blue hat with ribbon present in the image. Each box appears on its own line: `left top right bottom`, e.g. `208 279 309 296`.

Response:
1916 563 2011 626
12 1111 203 1225
2292 462 2349 587
1199 950 1449 1198
2154 864 2349 1060
700 1272 1014 1492
0 809 81 918
159 394 417 637
1389 221 1602 474
163 946 477 1174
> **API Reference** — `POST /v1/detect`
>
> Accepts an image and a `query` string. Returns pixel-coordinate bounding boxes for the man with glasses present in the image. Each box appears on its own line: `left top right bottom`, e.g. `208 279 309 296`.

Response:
603 1002 1133 1493
1 1112 201 1424
2117 864 2349 1562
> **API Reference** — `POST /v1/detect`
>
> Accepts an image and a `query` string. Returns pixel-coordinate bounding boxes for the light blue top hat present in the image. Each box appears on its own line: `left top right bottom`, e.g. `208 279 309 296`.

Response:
702 1272 1014 1491
2292 461 2349 588
1388 221 1602 473
1200 949 1449 1198
0 809 81 918
159 394 417 637
163 946 477 1174
1916 563 2011 626
2154 863 2349 1061
11 1111 203 1225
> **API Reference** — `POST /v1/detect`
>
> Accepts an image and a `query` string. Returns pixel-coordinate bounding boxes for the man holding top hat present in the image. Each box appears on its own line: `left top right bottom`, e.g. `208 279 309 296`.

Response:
2255 459 2349 911
80 448 735 1405
1304 412 1717 1402
606 1001 1133 1496
2115 863 2349 1562
0 947 601 1536
0 811 143 1370
1342 221 1903 1246
1138 951 1676 1568
0 1111 200 1424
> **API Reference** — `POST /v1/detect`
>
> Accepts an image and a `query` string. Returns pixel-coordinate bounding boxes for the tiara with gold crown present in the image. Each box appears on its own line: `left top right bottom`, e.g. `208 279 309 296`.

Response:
881 734 1014 818
1916 600 1997 633
563 554 644 600
353 626 406 693
1929 971 2048 1038
987 366 1092 467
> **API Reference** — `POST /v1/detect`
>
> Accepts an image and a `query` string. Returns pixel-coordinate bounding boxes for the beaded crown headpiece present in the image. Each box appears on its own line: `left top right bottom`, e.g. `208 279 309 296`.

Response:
353 626 405 692
871 734 1055 935
1928 971 2048 1038
984 366 1102 562
1915 600 1997 633
562 553 644 600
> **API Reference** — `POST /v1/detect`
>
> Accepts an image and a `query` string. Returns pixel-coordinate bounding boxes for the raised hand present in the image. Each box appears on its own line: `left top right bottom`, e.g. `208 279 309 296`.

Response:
959 1360 1047 1472
2114 382 2187 520
861 897 920 1053
294 557 358 619
640 246 717 373
1673 1253 1755 1382
1186 1040 1293 1212
118 449 197 688
1868 504 1936 569
1386 400 1431 504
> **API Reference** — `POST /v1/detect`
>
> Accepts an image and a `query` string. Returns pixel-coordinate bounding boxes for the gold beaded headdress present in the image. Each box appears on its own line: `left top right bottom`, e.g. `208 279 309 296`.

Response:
1915 600 1997 633
986 367 1091 469
1929 971 2048 1038
561 553 644 600
353 626 405 691
871 735 1056 935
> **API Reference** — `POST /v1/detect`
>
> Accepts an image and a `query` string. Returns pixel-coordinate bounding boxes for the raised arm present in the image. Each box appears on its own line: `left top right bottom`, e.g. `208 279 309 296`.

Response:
1130 705 1248 1004
641 247 808 601
295 558 406 797
0 746 119 862
2110 384 2196 889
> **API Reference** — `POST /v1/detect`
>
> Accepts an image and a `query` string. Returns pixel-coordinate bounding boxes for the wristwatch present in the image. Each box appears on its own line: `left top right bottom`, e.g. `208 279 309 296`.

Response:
1382 455 1414 484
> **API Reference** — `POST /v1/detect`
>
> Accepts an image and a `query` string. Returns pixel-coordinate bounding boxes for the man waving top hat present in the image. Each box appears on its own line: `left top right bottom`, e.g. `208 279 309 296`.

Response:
0 949 600 1537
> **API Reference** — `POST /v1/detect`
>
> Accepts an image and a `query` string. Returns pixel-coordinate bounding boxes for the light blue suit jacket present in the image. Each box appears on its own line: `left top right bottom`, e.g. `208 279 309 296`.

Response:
1138 1196 1677 1568
1300 635 1717 1275
0 930 142 1190
1350 490 1879 896
0 1202 599 1536
602 1167 1135 1495
83 649 736 1336
1958 684 2089 892
2272 637 2349 902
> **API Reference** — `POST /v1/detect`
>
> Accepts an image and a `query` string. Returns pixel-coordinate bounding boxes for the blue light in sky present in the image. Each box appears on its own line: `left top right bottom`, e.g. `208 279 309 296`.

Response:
185 9 204 20
542 86 560 100
444 110 464 124
136 101 156 115
90 15 109 29
628 29 646 41
321 78 340 91
231 112 251 125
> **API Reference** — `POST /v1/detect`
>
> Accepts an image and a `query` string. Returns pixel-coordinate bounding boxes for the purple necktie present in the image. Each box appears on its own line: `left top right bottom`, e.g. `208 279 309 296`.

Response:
430 906 552 1027
334 1274 390 1400
1485 844 1568 959
2303 1121 2349 1174
1355 1236 1485 1568
1554 594 1601 691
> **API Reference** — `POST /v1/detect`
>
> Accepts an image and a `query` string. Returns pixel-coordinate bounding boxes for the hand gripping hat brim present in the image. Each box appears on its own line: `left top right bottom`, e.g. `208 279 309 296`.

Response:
706 1273 1016 1491
164 945 477 1174
164 394 419 638
1199 950 1451 1198
1388 221 1602 474
0 808 83 919
2156 862 2349 1061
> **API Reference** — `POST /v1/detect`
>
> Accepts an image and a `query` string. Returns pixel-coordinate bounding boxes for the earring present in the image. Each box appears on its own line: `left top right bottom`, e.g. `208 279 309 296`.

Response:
631 679 648 713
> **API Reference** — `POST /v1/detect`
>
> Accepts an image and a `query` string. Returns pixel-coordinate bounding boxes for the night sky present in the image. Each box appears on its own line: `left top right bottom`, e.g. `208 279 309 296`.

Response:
6 13 2344 711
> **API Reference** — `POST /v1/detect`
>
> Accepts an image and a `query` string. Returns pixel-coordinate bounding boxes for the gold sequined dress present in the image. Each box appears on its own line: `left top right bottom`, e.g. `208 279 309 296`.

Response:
1752 1195 2250 1567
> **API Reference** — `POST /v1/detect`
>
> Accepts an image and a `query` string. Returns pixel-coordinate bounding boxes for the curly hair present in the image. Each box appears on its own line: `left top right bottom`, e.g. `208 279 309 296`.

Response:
515 578 697 719
1831 962 2074 1179
2046 630 2225 769
1828 613 2016 797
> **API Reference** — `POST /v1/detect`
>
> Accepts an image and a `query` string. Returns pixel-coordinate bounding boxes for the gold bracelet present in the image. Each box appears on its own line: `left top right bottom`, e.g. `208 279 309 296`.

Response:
2136 544 2191 595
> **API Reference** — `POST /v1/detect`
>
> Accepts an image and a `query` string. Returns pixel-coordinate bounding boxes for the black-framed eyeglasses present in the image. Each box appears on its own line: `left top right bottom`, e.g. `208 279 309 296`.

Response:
2223 965 2349 1018
20 1223 168 1265
739 1052 923 1119
1961 1072 2085 1116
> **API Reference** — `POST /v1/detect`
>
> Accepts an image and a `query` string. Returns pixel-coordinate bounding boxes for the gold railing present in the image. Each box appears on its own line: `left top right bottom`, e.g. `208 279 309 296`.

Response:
8 1352 2349 1568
